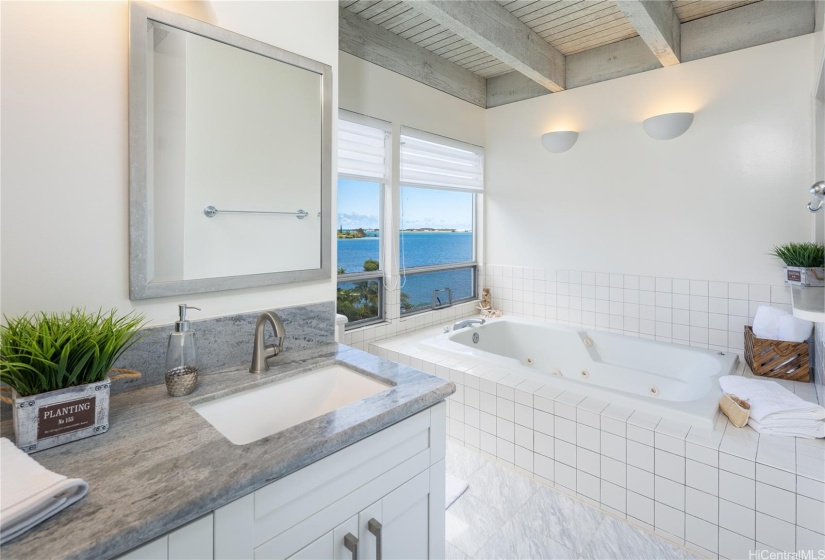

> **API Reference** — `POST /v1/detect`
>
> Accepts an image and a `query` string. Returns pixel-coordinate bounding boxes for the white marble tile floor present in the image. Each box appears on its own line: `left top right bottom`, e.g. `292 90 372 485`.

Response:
446 441 698 560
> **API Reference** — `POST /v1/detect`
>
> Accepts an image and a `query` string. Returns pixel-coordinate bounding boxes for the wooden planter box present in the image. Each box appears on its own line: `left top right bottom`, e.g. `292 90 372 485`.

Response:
744 326 812 382
12 380 110 454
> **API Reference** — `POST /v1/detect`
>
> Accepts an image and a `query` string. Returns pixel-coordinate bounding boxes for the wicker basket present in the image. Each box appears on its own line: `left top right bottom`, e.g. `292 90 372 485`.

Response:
744 326 812 382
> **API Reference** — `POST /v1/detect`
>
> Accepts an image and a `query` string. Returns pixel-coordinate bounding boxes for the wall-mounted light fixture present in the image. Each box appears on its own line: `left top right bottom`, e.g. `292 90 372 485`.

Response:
541 131 579 153
642 112 694 140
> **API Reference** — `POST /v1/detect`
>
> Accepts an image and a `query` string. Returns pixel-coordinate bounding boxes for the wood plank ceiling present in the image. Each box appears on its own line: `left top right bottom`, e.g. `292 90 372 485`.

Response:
341 0 762 80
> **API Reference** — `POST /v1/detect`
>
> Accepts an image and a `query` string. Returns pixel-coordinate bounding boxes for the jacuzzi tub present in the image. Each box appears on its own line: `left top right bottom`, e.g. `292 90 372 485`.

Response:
421 317 738 429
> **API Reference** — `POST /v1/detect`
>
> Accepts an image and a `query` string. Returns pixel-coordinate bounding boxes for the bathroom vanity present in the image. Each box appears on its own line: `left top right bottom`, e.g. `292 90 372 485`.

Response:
120 405 445 560
0 344 454 560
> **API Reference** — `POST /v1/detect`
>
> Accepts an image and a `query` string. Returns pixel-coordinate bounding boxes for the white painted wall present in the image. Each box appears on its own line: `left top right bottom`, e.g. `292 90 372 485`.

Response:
339 51 485 148
1 1 338 325
485 35 816 286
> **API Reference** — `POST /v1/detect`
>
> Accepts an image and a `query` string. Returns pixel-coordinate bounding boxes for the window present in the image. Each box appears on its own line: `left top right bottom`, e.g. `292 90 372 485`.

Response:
336 115 389 328
399 129 483 315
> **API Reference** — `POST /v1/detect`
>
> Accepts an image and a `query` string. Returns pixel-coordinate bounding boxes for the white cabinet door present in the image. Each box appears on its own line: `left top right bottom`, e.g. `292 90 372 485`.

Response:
284 532 333 560
381 470 431 560
117 514 213 560
215 494 254 560
357 500 383 560
118 536 168 560
333 515 359 560
168 514 213 560
281 515 358 560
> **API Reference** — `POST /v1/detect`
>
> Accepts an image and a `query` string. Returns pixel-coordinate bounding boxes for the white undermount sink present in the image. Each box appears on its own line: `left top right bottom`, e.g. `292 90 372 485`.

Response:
193 365 391 445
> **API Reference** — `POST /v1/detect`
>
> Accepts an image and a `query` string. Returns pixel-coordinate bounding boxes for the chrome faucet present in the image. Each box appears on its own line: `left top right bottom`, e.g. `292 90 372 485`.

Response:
452 318 486 331
249 312 286 373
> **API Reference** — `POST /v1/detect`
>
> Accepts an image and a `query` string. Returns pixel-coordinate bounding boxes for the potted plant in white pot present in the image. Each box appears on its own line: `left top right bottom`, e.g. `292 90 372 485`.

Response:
771 242 825 286
0 309 145 453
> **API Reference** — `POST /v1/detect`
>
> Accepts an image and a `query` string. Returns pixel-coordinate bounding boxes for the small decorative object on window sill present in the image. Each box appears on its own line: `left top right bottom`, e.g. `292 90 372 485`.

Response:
0 309 145 453
719 393 750 428
432 287 453 310
771 242 825 287
744 326 811 383
477 288 502 319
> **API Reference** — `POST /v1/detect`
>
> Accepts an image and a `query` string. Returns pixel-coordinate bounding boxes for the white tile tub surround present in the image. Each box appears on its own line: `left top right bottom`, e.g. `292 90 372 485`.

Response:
482 265 797 357
369 329 825 560
339 296 479 351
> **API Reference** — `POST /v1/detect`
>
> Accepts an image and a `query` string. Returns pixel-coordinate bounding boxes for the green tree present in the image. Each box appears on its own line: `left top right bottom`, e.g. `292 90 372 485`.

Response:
337 259 381 322
400 291 412 311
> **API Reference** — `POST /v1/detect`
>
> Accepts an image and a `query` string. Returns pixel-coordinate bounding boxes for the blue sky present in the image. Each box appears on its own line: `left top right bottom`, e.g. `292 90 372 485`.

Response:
337 178 473 231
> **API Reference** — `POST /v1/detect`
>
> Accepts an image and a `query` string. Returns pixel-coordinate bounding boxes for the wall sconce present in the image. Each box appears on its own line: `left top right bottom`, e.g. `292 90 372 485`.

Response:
541 131 579 153
642 112 694 140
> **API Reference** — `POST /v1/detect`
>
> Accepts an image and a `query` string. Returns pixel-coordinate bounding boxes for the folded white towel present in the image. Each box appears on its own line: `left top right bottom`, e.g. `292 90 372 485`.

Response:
777 314 813 343
749 418 825 439
719 376 825 438
752 305 787 340
0 438 88 544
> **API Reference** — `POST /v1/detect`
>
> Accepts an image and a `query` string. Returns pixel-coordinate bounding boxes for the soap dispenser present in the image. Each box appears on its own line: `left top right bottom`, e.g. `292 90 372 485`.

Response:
165 304 201 397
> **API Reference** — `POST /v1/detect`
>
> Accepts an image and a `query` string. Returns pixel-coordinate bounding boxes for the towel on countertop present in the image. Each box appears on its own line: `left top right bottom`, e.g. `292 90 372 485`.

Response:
719 376 825 438
777 314 814 343
0 438 89 544
748 417 825 439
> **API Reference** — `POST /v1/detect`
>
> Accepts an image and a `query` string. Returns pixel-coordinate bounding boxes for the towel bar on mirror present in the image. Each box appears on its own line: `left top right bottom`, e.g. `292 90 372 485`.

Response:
203 205 309 219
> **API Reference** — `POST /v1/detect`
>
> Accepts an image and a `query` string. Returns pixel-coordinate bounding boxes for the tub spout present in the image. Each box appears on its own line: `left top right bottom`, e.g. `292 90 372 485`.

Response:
453 318 486 331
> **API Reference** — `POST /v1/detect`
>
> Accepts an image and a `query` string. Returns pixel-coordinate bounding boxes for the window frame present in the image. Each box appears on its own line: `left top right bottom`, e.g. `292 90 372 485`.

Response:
397 128 483 317
398 190 479 317
336 111 391 330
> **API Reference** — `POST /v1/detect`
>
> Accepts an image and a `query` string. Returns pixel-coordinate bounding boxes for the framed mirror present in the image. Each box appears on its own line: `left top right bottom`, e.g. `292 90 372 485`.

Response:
128 2 332 300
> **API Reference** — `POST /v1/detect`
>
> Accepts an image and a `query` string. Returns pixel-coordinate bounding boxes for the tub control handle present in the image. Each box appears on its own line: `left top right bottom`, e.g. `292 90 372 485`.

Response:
344 533 359 560
368 518 382 560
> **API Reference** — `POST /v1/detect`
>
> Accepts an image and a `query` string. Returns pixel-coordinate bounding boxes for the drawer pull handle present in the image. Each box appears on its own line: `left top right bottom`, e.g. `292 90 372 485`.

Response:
368 519 382 560
344 532 359 560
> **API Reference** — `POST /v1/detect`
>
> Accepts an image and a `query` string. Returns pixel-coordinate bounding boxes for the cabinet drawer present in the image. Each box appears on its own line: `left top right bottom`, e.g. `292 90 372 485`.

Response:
254 408 432 547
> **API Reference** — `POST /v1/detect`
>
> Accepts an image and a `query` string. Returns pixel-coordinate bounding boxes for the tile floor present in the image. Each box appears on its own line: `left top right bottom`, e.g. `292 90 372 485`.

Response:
445 440 699 560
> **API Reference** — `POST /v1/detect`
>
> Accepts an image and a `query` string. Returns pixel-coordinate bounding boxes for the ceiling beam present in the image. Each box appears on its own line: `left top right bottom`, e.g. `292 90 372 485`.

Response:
408 0 566 92
487 0 814 108
487 36 660 108
339 7 486 107
614 0 681 66
681 0 814 62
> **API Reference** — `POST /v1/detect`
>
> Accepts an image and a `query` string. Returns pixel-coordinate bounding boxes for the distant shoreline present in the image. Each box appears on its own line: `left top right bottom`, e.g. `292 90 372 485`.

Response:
338 230 471 235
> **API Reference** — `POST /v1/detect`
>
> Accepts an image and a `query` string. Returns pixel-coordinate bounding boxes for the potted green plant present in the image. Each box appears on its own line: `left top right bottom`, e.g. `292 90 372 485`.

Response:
771 242 825 286
0 309 145 453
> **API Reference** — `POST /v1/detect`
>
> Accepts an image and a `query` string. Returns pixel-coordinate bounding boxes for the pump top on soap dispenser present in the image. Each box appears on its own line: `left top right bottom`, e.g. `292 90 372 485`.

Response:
165 304 201 397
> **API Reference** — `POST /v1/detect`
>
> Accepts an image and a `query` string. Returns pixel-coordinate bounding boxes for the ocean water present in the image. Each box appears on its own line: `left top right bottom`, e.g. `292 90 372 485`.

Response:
337 232 474 308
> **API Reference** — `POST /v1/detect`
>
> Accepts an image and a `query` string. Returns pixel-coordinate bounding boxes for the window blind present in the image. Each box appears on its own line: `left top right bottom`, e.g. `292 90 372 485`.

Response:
338 118 387 180
400 131 483 192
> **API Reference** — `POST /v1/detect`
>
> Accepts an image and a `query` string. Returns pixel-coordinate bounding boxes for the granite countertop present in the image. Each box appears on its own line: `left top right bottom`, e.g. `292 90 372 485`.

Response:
0 344 455 560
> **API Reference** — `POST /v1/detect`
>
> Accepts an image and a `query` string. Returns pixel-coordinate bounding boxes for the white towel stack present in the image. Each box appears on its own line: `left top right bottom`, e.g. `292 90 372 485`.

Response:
752 305 813 342
719 376 825 438
0 438 89 543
